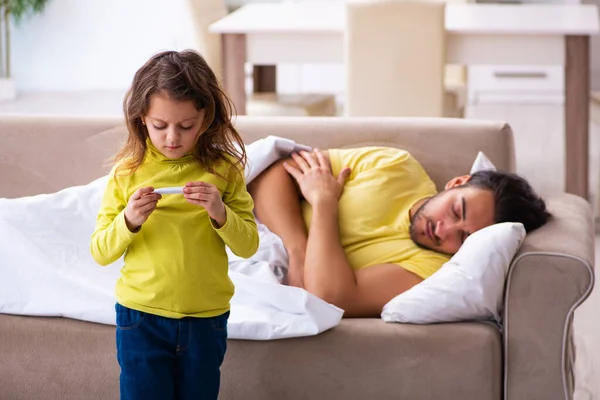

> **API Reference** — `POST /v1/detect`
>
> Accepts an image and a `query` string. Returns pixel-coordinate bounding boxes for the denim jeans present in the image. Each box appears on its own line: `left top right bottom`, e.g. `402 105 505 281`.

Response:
115 303 229 400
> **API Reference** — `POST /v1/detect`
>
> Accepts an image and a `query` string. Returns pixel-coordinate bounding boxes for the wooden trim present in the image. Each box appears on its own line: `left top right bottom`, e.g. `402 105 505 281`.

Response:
221 34 247 115
565 35 590 200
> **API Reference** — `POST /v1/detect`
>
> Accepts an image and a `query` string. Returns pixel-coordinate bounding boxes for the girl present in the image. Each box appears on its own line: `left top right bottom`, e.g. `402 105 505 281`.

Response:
90 50 259 400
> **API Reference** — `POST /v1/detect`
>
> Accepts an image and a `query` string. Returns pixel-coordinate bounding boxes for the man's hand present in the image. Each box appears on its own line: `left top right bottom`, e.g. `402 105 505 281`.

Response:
184 181 227 227
124 187 161 232
283 149 350 207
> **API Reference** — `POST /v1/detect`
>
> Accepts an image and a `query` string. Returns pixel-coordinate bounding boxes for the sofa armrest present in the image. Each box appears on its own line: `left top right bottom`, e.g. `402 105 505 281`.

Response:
503 194 595 400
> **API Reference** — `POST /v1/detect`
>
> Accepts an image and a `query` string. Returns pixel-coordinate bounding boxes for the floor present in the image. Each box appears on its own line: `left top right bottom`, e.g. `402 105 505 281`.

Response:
0 91 598 398
574 235 600 400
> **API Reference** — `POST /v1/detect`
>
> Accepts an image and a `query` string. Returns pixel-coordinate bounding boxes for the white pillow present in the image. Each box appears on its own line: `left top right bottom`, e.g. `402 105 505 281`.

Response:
381 222 525 324
470 151 497 174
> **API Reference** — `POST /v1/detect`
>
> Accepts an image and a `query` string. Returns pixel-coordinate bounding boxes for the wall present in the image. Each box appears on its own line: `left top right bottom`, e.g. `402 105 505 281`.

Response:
11 0 600 93
10 0 203 92
584 0 600 89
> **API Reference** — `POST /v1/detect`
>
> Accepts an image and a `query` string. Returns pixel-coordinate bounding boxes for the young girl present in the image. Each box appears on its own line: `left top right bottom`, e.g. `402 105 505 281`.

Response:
90 50 259 400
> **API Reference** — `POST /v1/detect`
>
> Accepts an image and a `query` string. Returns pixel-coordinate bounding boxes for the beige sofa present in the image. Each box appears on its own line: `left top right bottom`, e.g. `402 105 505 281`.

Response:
0 116 594 400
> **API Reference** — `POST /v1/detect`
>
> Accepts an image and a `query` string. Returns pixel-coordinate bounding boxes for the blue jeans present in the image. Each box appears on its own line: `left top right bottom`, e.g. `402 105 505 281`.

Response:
115 303 229 400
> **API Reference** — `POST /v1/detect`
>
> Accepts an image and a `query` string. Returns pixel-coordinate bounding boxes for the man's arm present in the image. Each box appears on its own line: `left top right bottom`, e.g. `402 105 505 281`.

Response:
307 197 422 317
247 150 332 288
247 157 310 287
285 150 422 317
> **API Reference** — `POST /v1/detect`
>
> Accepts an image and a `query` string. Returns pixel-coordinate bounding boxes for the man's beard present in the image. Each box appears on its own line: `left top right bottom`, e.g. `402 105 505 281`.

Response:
409 194 437 250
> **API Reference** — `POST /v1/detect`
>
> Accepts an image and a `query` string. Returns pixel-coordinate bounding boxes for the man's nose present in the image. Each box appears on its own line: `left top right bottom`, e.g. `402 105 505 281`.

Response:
435 219 457 241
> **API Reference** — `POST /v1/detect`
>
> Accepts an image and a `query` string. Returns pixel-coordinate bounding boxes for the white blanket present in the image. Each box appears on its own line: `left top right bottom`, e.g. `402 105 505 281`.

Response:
0 136 343 340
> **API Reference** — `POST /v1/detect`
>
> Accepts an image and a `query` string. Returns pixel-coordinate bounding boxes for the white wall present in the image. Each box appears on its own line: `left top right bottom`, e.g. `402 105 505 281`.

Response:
584 0 600 90
14 0 599 94
11 0 204 92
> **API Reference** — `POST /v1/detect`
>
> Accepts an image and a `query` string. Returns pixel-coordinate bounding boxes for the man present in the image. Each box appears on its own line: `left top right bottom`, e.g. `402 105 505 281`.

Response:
248 147 550 318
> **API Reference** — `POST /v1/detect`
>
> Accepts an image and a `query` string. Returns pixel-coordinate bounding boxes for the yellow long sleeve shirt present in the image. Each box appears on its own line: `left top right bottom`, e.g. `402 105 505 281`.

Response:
90 143 259 319
303 147 450 279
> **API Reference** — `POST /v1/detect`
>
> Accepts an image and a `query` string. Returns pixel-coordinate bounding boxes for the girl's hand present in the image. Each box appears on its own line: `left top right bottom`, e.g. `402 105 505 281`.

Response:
184 181 227 227
124 187 161 232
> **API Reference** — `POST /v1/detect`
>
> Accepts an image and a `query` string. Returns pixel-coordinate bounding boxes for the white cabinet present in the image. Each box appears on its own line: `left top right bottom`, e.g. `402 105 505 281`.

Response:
465 63 570 198
467 65 564 105
465 103 565 195
466 103 600 215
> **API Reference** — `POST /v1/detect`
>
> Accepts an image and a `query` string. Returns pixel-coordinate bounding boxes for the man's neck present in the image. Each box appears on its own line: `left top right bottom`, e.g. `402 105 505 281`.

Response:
409 196 431 220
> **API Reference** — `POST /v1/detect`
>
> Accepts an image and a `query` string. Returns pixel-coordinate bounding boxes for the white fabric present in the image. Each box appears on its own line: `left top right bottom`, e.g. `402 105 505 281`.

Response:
244 135 311 183
0 137 341 340
381 222 525 324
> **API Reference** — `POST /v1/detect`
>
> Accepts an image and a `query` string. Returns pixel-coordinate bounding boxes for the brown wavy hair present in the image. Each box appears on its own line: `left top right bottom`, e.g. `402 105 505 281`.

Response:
114 49 246 179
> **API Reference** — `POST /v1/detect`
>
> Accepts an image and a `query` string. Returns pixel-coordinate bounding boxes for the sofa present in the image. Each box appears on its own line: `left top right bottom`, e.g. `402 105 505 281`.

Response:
0 115 594 400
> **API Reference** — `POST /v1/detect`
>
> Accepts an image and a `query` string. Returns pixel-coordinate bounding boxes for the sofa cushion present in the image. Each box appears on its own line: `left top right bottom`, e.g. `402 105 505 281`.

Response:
0 314 501 400
222 318 502 400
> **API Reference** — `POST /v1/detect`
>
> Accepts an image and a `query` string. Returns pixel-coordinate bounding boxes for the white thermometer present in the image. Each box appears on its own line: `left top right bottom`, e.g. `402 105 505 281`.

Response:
153 187 184 195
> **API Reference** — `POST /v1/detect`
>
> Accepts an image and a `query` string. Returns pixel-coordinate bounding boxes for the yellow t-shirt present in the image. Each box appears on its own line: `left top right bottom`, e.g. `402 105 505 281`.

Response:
302 147 450 279
90 142 259 319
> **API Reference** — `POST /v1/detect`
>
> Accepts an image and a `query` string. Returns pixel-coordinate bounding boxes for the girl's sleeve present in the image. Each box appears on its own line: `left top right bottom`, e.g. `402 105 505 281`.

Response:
211 165 259 259
90 168 138 266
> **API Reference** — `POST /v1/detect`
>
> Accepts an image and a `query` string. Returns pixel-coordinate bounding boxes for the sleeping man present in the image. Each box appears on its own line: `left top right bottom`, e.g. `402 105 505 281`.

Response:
247 147 550 318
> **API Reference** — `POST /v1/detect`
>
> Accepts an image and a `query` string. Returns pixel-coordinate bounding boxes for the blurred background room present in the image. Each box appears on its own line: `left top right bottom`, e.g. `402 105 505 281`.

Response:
1 0 600 398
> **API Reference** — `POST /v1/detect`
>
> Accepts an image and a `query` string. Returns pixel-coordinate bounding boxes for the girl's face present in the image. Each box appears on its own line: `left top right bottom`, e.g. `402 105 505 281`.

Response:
143 93 206 159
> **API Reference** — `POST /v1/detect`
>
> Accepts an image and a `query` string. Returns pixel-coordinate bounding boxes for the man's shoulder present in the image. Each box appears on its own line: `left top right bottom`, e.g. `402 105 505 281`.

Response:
329 146 418 169
331 146 411 156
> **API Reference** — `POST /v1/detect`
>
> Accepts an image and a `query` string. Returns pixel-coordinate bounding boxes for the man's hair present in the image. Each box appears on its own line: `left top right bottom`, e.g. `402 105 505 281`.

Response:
463 170 551 233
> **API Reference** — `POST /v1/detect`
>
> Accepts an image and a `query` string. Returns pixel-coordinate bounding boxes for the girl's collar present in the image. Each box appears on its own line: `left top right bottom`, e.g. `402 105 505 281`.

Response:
145 138 195 164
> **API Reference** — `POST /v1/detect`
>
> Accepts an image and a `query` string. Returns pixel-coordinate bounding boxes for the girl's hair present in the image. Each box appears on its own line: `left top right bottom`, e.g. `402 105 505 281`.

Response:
114 50 246 179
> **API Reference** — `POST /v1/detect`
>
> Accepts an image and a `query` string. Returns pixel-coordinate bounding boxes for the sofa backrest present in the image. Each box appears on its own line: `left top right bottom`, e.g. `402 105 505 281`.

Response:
0 115 514 198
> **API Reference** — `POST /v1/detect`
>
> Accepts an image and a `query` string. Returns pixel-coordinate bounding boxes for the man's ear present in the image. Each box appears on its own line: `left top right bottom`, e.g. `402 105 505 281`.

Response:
445 175 472 190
